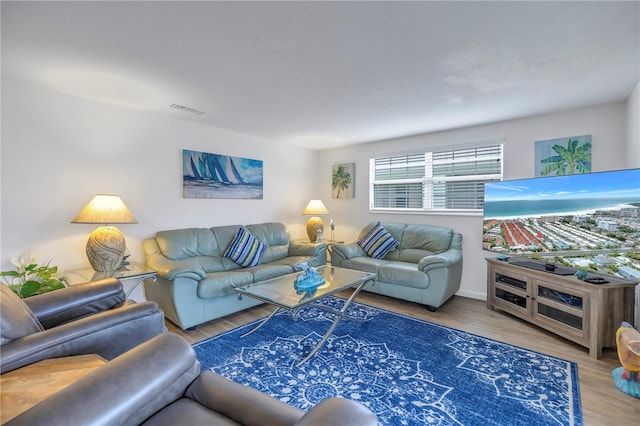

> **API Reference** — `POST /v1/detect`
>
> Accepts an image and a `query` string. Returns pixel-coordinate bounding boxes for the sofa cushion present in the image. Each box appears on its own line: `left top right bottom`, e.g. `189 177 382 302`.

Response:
341 257 389 275
271 256 316 270
357 222 399 259
249 264 294 282
401 224 453 254
224 227 267 267
395 249 433 264
246 223 291 264
156 228 220 260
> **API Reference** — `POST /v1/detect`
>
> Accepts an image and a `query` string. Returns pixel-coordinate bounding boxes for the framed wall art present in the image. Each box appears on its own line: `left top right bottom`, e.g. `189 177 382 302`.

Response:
534 135 591 176
183 149 263 199
332 162 355 199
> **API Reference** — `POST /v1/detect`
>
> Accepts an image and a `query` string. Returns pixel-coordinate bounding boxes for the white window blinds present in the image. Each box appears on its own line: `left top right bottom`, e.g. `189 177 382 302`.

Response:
370 142 503 212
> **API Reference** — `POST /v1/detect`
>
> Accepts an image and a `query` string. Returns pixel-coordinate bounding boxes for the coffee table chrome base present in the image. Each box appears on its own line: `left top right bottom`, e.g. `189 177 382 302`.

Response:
239 306 282 338
295 279 371 366
240 278 373 367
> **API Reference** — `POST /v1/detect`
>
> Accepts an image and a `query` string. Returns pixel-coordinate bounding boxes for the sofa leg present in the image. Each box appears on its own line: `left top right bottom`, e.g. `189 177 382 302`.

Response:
426 305 437 312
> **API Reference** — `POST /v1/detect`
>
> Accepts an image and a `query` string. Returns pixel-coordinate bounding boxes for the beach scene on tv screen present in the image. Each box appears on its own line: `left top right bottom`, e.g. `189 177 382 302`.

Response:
483 169 640 280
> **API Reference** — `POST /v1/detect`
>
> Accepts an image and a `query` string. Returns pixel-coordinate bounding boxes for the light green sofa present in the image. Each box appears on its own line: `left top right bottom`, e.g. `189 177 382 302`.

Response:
143 222 327 330
331 222 462 311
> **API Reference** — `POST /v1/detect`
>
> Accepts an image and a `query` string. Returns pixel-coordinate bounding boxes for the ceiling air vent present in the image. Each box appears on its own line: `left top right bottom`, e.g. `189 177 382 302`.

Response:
169 103 205 115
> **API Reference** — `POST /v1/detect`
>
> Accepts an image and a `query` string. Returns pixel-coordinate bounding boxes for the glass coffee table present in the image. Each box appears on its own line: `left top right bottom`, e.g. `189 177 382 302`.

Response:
235 266 375 366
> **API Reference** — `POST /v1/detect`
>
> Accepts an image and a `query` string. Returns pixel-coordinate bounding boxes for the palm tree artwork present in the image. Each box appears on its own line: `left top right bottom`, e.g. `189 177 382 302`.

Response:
332 163 354 198
535 135 591 177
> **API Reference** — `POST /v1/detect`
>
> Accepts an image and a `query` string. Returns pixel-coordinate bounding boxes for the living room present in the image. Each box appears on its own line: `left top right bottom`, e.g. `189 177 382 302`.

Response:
1 1 638 300
1 1 639 425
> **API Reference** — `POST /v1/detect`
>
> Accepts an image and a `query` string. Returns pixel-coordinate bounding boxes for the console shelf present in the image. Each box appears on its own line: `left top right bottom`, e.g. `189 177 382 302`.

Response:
486 257 637 359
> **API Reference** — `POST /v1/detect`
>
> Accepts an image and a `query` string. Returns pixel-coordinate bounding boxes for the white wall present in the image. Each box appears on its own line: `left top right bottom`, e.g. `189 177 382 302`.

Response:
1 79 317 270
2 78 637 301
627 81 640 167
316 102 632 300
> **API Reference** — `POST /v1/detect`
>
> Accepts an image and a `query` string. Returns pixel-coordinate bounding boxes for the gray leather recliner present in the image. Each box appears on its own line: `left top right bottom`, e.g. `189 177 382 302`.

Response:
6 333 380 426
0 278 166 373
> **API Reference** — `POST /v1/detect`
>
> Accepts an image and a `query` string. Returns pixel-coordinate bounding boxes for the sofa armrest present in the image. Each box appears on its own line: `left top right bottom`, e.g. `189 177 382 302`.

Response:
185 371 304 426
417 247 462 272
24 278 125 328
1 301 165 373
330 243 366 266
295 398 379 426
6 333 200 426
288 240 327 258
144 239 206 281
147 257 207 281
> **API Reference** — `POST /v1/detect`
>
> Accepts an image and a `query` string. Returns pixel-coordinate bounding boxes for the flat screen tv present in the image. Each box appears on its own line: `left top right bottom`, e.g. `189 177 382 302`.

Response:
483 168 640 280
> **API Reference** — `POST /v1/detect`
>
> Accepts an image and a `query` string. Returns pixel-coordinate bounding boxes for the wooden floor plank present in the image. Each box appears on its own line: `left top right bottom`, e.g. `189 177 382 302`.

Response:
167 291 640 426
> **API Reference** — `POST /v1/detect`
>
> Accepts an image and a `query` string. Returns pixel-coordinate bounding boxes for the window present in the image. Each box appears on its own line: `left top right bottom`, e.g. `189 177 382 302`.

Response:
370 142 503 213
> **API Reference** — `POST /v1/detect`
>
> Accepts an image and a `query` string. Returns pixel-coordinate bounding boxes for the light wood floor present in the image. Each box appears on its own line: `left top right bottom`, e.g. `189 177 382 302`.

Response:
167 291 640 426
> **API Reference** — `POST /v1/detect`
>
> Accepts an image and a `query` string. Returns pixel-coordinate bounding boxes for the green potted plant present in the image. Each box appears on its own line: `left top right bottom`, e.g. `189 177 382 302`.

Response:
1 251 65 298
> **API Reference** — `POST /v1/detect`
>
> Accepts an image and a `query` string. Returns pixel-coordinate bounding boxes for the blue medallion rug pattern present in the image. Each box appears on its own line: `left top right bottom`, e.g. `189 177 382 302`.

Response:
193 297 582 425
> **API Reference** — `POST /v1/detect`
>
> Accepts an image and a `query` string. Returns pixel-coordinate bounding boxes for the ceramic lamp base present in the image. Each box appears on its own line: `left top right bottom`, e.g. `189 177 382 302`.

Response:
86 226 127 272
306 217 324 242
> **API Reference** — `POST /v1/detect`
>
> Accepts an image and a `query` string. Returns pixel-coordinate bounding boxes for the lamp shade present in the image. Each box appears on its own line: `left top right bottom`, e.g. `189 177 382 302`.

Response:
71 194 138 224
72 195 137 272
302 200 329 216
302 200 329 242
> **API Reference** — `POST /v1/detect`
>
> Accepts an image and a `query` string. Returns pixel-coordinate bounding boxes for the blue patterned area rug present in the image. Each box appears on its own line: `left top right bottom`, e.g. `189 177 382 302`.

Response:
193 296 582 426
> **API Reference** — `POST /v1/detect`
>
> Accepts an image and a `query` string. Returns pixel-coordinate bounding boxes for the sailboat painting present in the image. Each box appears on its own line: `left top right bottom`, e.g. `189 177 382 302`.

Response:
183 149 263 199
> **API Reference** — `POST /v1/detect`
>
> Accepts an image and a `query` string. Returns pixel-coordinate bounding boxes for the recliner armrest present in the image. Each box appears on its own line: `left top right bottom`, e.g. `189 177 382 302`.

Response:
1 301 165 373
294 398 380 426
25 278 125 328
185 371 304 426
6 333 200 426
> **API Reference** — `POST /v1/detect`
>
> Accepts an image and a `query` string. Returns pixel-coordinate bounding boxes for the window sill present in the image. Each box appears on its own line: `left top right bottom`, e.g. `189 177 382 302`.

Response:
369 208 483 217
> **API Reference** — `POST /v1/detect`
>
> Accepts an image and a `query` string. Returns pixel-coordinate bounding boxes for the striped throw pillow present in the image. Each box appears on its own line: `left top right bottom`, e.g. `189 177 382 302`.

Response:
223 227 267 267
357 222 399 259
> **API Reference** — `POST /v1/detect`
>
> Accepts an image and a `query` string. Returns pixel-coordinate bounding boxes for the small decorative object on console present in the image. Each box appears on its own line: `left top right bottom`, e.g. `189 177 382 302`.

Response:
574 270 588 280
330 218 335 241
294 262 326 291
612 322 640 398
583 277 609 284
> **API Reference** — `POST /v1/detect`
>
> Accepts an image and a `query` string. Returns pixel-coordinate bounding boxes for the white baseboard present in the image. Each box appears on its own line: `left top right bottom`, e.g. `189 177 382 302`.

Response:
456 290 486 301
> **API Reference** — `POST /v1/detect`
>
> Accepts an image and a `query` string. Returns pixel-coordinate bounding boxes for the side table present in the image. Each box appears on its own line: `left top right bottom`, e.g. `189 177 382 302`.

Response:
62 261 157 302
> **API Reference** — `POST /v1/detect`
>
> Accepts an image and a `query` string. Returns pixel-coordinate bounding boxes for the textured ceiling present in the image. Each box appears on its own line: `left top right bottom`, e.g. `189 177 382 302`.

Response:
2 1 639 150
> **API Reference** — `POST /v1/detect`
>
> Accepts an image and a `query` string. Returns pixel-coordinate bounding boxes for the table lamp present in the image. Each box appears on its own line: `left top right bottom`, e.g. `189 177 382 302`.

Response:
71 194 138 272
302 199 329 242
